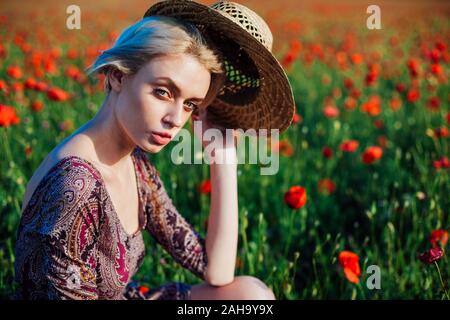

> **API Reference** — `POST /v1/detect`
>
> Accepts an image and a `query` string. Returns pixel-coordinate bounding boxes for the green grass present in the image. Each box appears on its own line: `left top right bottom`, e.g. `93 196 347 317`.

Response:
0 20 449 300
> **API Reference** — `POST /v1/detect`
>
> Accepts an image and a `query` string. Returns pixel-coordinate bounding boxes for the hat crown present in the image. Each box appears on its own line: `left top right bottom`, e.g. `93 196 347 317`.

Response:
210 2 273 52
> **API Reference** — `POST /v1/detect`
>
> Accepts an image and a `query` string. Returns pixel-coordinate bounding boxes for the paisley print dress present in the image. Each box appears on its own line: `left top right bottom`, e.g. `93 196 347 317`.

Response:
14 147 207 300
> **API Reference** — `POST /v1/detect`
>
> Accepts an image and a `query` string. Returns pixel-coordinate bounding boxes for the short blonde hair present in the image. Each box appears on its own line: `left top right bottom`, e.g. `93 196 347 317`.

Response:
85 16 225 107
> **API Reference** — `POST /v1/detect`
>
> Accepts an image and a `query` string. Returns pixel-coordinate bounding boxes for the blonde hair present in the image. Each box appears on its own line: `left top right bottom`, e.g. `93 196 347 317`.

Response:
85 16 225 107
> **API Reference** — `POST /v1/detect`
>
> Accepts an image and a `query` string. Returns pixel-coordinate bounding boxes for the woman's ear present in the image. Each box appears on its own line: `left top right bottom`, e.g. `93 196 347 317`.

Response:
108 68 125 93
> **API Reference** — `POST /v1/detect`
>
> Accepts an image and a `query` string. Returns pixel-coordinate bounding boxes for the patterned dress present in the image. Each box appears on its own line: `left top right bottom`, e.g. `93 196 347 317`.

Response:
14 146 208 300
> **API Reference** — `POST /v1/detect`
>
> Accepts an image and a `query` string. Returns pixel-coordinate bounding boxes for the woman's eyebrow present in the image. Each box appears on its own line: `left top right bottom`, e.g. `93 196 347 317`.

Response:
153 76 205 101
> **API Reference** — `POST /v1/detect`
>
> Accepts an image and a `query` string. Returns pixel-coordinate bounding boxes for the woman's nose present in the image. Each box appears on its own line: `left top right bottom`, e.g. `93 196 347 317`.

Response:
163 102 184 128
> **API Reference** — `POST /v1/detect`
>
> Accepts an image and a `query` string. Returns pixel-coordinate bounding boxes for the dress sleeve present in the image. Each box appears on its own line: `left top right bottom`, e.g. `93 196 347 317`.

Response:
14 161 103 300
140 156 208 280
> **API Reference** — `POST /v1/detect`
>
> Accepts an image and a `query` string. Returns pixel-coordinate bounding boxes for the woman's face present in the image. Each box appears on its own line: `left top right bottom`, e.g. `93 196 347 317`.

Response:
113 53 211 153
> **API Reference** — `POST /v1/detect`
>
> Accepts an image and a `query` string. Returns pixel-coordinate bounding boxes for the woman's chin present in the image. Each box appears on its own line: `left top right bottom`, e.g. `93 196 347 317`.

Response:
141 141 164 154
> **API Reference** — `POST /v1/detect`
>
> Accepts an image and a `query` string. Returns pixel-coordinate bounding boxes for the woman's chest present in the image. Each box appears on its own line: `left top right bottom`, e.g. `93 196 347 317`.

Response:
95 215 146 297
101 163 141 236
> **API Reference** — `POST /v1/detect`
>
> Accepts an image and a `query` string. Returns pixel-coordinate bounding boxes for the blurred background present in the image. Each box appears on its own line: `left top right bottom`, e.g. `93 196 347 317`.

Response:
0 0 449 299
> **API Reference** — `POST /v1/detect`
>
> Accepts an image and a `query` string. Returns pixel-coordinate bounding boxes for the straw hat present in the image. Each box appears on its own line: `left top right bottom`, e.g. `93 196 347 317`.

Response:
144 0 296 135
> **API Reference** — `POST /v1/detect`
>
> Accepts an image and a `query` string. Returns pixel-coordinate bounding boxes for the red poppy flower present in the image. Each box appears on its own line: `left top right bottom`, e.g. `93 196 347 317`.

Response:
350 88 361 99
138 285 150 295
24 146 33 158
377 135 388 148
418 247 444 265
284 186 307 209
436 41 447 52
322 146 333 159
0 104 20 127
342 96 356 110
44 58 57 74
361 95 381 116
433 127 449 138
34 67 44 78
30 51 42 67
0 44 6 58
389 97 402 111
21 43 32 54
49 47 62 59
351 53 363 65
34 81 48 92
292 112 302 124
433 156 449 170
282 51 297 68
282 39 302 68
427 96 440 111
407 88 420 103
7 65 23 79
343 78 354 90
59 119 73 132
429 48 441 63
365 64 379 86
47 87 70 102
318 178 336 194
323 105 340 118
430 230 449 248
340 140 359 153
272 139 294 157
11 83 24 93
373 119 384 129
365 70 378 86
362 146 383 165
336 51 347 66
65 65 81 81
430 63 443 76
24 77 36 89
407 58 420 77
31 100 44 112
338 251 361 284
66 48 79 60
0 80 8 93
396 83 406 93
199 179 211 194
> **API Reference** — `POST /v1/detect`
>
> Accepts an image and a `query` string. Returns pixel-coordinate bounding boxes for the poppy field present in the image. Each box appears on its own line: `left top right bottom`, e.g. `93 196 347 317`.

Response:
0 0 449 299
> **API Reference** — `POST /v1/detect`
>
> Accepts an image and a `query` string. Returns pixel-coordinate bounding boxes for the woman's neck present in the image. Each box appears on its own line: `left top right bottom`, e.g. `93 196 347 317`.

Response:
78 91 136 171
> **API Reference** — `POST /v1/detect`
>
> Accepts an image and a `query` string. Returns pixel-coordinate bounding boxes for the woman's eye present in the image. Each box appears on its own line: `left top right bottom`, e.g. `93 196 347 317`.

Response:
185 101 198 111
154 88 197 111
154 88 169 98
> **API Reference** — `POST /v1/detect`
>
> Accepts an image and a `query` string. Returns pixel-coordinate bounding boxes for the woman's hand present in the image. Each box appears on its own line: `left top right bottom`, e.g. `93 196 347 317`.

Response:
191 107 239 165
191 107 240 150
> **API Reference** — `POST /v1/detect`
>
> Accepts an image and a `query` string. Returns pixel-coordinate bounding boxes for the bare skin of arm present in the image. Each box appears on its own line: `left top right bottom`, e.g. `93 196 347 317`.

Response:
192 108 239 286
205 150 238 286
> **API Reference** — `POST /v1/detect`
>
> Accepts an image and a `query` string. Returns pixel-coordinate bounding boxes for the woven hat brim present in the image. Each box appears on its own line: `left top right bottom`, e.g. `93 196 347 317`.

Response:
144 0 295 135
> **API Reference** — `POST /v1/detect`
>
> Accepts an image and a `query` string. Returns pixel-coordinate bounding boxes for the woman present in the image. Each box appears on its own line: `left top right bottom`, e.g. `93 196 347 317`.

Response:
14 1 295 300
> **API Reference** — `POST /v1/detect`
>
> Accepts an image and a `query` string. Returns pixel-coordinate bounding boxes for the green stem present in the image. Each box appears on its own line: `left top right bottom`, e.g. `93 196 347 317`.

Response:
2 127 14 165
283 210 296 256
434 261 450 300
357 281 367 300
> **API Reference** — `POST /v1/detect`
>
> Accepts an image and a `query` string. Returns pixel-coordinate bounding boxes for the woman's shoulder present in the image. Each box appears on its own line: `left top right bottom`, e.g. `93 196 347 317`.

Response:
22 135 106 212
22 151 105 217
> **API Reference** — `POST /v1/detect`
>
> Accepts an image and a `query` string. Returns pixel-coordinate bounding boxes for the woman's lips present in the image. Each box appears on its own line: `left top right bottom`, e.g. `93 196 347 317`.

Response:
150 132 171 145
